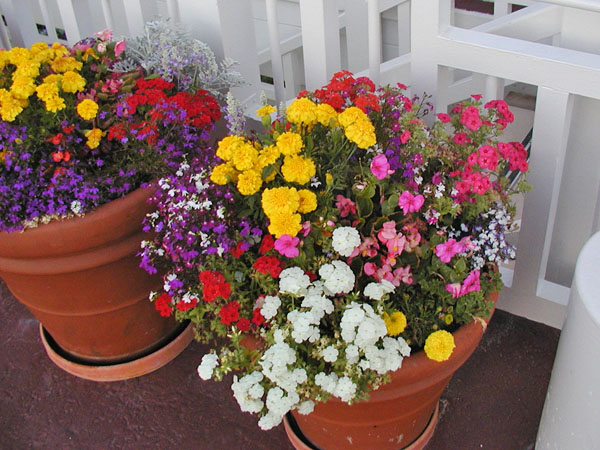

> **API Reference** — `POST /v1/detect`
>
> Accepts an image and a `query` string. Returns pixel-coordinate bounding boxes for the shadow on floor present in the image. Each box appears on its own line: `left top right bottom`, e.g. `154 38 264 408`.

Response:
0 281 559 450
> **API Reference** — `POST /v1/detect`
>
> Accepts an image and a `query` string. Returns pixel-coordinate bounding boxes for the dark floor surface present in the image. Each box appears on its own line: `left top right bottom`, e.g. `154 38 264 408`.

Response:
0 278 560 450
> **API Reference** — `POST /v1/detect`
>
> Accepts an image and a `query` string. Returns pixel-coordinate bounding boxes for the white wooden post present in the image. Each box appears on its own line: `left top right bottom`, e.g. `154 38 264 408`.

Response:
368 0 381 84
100 0 114 31
499 87 574 327
56 0 81 44
282 49 303 100
299 0 340 90
178 0 261 107
166 0 181 23
494 0 512 17
265 0 285 105
39 0 60 41
0 3 11 48
396 0 411 56
345 0 369 73
121 0 145 38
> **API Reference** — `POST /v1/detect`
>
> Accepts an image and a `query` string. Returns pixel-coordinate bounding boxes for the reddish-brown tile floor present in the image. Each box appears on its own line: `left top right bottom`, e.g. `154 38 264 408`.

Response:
0 279 559 450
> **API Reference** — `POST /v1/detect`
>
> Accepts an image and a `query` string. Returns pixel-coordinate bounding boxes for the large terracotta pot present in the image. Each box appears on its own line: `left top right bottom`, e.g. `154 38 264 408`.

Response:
0 184 192 379
284 291 498 450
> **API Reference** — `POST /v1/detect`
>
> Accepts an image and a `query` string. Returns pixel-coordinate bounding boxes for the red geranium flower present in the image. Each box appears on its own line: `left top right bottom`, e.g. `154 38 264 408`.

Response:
154 292 173 317
219 301 240 325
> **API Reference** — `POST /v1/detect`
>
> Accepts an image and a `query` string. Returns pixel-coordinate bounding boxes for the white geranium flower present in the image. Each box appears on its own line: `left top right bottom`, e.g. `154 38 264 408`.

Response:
363 279 395 301
345 344 359 364
279 267 311 296
297 400 315 415
332 226 361 257
334 376 357 403
315 372 338 394
197 353 219 380
319 260 355 294
260 295 281 320
232 372 265 414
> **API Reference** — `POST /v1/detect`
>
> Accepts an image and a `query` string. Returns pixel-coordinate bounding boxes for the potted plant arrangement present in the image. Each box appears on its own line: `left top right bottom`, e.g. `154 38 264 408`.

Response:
141 71 529 447
0 20 242 381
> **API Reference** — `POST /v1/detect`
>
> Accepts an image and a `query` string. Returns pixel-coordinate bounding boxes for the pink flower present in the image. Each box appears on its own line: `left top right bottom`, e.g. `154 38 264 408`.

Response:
453 133 469 145
446 282 462 298
114 40 126 57
96 42 107 54
460 270 481 296
472 175 491 195
435 239 464 263
460 106 482 131
94 29 112 41
436 113 451 123
398 191 425 215
335 195 357 218
400 130 411 144
364 262 378 276
301 221 312 237
274 234 300 258
385 234 406 257
393 266 414 285
350 237 379 259
370 154 394 180
471 94 482 100
377 221 397 243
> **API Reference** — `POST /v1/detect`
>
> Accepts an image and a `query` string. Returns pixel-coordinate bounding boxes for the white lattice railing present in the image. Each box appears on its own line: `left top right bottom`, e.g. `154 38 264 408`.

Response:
1 0 599 328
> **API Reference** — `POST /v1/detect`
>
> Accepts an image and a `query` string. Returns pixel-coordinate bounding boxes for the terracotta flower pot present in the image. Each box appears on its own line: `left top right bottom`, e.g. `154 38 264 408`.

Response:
284 291 498 450
0 184 192 380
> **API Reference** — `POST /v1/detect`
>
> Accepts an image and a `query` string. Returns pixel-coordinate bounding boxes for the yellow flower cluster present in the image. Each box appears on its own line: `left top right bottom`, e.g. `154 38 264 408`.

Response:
281 154 316 185
424 330 456 362
286 97 318 126
85 128 103 149
256 105 276 118
338 106 376 149
0 43 87 121
77 98 99 121
261 186 316 237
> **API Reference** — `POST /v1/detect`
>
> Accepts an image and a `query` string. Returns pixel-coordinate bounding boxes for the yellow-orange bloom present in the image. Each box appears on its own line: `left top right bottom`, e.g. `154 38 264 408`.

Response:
77 99 99 121
237 170 263 196
281 154 316 185
276 132 303 156
85 128 103 149
267 210 302 238
286 97 318 126
261 186 300 217
61 71 86 93
384 312 407 336
424 330 455 362
297 189 317 213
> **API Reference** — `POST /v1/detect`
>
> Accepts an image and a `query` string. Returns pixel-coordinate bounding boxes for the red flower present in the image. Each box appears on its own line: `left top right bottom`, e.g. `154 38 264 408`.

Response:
154 293 173 317
253 255 284 278
231 242 246 259
199 270 225 285
236 317 251 332
251 308 265 326
259 234 275 255
219 301 240 325
199 270 230 302
176 296 198 312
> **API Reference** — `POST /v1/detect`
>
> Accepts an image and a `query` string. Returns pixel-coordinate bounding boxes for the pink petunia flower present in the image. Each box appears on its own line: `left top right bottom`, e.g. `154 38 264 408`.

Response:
335 195 357 218
274 234 300 258
400 130 411 144
114 40 126 57
398 191 425 215
370 154 394 180
459 269 481 296
435 239 465 263
445 282 462 298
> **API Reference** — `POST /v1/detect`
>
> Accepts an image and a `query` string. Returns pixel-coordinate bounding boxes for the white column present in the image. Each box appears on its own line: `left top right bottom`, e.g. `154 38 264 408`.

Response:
368 0 381 84
265 0 285 105
56 0 81 44
345 0 369 73
299 0 340 90
39 0 59 41
121 0 145 38
166 0 181 23
100 0 114 31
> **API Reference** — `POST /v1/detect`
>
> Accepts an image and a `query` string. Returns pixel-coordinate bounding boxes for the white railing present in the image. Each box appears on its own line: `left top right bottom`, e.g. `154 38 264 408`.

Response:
1 0 599 328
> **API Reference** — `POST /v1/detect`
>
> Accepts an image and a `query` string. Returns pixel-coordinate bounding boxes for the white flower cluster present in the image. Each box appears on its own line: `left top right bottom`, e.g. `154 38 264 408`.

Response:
259 295 281 320
279 267 311 296
340 302 410 375
363 279 395 300
197 353 219 380
231 371 265 414
319 261 355 294
314 372 357 402
331 226 361 257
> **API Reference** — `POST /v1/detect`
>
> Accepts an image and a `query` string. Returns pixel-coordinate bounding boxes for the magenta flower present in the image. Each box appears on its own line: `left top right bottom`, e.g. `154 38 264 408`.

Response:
370 154 394 180
435 238 464 263
460 270 481 296
397 191 425 215
274 234 300 258
335 194 357 218
400 130 411 144
377 221 397 243
114 40 126 57
445 282 462 298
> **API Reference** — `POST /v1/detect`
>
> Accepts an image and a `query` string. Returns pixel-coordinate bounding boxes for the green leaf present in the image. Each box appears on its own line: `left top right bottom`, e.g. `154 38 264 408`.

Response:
356 196 373 218
382 193 399 216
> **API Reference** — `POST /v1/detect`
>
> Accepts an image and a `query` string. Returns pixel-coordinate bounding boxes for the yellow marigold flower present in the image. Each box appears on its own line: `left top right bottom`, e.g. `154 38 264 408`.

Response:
216 135 245 162
268 210 302 238
10 76 36 100
85 128 103 149
276 132 303 156
338 106 368 128
237 170 263 196
51 56 83 73
281 154 316 185
316 103 338 127
261 186 300 217
82 48 99 61
257 145 281 169
384 312 407 336
297 189 317 213
61 71 86 93
256 105 276 118
44 95 66 113
30 42 49 54
344 119 376 149
36 82 59 101
51 42 69 58
43 74 62 86
286 97 318 126
13 60 40 80
424 330 455 362
232 142 259 172
0 50 9 69
77 99 99 121
8 47 30 65
210 163 236 185
0 89 23 121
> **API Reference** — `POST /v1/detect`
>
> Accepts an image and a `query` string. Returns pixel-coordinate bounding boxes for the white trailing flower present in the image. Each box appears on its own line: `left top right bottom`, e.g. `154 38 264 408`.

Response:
288 310 320 343
333 376 357 403
322 345 339 363
332 226 361 257
297 400 315 415
315 372 339 395
345 344 360 364
197 353 219 380
279 267 311 296
260 295 281 320
318 260 355 294
363 279 396 300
